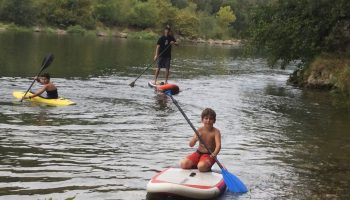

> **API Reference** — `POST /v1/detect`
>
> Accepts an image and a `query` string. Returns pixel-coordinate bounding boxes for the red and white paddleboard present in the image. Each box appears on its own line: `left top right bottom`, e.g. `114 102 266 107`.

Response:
148 81 180 95
147 168 226 199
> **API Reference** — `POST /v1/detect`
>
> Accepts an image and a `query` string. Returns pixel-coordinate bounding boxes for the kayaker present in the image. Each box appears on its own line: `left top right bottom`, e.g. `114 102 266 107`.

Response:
180 108 222 172
24 73 58 99
153 26 178 84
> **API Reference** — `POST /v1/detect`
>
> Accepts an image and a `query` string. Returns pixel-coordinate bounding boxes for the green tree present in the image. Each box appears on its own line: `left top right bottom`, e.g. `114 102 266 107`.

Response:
192 0 224 14
94 0 135 26
39 0 95 29
153 0 178 29
198 13 222 39
171 0 188 9
0 0 264 40
0 0 37 26
128 1 159 28
248 0 350 67
94 0 120 26
223 0 264 37
216 6 236 28
174 7 200 38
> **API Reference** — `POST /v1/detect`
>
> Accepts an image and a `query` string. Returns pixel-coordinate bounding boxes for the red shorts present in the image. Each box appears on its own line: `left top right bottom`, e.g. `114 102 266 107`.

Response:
186 151 216 168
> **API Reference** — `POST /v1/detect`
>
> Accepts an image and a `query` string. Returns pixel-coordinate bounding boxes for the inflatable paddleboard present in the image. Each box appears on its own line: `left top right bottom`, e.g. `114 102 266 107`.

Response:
13 91 76 106
147 168 226 199
148 81 179 95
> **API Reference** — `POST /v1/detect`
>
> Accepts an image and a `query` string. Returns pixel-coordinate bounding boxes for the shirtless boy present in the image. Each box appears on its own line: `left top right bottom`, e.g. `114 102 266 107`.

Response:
180 108 221 172
24 73 58 99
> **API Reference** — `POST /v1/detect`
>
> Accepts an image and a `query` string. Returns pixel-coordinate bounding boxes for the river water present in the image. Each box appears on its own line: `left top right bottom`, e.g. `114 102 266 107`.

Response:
0 32 349 200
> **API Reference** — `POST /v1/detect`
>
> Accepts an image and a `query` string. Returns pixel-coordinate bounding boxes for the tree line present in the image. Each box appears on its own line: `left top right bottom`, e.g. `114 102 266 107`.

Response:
0 0 262 39
248 0 350 67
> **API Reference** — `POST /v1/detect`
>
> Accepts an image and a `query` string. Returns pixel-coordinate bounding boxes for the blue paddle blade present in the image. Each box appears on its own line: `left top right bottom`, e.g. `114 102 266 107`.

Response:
222 168 248 193
164 90 173 96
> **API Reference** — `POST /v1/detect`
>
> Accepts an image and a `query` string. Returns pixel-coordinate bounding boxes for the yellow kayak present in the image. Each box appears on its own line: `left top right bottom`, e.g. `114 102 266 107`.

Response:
13 91 76 106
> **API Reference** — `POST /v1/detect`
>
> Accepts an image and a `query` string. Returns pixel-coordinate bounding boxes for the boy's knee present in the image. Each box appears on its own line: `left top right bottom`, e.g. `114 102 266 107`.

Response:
180 159 192 169
197 162 211 172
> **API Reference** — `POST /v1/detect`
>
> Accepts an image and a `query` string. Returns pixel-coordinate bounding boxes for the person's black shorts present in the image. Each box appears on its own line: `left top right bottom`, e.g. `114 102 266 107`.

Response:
157 57 171 69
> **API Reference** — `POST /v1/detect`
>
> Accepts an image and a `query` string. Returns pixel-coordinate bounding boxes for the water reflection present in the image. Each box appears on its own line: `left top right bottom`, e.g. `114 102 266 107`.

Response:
153 93 170 111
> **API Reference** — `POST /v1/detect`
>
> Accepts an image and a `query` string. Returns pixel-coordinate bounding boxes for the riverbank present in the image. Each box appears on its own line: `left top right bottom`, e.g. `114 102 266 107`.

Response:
0 23 241 47
288 55 350 96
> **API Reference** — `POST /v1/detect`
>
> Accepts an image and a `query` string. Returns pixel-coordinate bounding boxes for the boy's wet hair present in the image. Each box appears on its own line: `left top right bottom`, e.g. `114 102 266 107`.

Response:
201 108 216 122
41 73 50 80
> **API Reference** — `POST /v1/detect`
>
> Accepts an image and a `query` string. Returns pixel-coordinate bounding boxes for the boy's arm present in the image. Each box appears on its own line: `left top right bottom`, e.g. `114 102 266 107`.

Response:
170 41 178 45
34 76 40 82
170 36 178 45
189 133 198 147
211 130 221 157
27 86 46 98
154 45 160 60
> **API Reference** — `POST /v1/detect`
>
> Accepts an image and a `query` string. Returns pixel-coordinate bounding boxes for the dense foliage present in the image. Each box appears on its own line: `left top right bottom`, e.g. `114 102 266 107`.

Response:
0 0 37 26
248 0 350 67
0 0 262 39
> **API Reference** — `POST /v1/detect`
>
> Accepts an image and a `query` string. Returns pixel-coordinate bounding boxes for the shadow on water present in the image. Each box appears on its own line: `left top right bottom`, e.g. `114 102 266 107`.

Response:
152 93 171 111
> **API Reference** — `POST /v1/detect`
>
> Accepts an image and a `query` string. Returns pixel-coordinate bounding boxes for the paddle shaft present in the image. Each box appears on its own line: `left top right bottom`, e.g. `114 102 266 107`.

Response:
20 68 45 102
130 44 171 85
168 95 225 170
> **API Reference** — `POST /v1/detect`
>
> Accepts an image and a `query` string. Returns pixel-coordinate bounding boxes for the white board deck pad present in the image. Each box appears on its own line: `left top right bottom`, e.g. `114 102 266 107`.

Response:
147 168 226 199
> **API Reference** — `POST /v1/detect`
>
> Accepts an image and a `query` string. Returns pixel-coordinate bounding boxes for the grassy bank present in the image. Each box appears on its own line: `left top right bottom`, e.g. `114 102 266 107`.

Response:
0 23 241 46
0 23 158 40
289 55 350 96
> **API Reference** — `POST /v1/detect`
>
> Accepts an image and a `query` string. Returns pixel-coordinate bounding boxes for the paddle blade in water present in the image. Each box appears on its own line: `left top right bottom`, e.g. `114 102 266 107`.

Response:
129 81 135 87
222 168 248 193
42 53 54 70
164 90 173 96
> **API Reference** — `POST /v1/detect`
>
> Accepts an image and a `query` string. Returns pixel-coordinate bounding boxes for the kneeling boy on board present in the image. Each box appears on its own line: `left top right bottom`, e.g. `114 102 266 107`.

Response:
180 108 221 172
24 73 58 99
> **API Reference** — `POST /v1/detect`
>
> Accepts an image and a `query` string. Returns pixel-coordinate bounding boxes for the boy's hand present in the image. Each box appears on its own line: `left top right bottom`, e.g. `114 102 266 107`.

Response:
172 41 179 46
170 41 178 46
210 153 216 158
154 55 158 61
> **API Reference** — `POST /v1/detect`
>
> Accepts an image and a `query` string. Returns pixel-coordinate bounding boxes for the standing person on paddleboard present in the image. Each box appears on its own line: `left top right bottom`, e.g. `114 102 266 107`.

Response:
180 108 222 172
153 26 178 84
23 73 58 99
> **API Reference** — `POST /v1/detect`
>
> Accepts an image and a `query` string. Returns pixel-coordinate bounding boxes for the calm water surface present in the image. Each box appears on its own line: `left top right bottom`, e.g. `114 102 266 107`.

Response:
0 32 349 200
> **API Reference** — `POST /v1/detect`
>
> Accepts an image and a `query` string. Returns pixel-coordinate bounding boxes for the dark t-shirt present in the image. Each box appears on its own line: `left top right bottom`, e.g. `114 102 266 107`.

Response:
157 35 176 58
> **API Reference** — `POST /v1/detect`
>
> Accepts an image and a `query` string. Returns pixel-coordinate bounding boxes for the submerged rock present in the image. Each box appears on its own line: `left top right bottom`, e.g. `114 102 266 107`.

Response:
56 29 67 35
97 31 108 37
113 32 128 38
34 26 42 32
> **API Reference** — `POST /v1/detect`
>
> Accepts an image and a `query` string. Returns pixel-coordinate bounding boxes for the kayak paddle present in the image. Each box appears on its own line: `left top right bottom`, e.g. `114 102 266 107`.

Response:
129 44 171 88
20 53 54 102
165 90 248 193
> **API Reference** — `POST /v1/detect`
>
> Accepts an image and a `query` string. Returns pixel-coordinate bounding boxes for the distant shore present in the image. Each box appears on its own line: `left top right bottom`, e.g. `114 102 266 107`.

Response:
0 23 241 47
